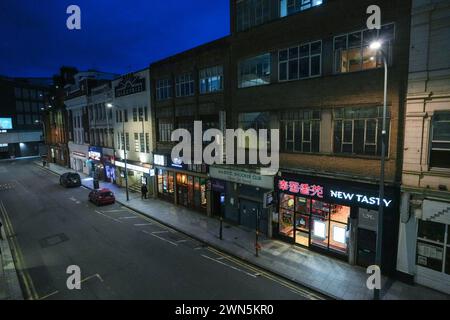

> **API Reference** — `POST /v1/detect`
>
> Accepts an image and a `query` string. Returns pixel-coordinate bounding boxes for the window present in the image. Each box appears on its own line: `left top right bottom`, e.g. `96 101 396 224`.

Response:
416 220 450 274
138 108 144 121
145 133 150 153
279 41 321 81
333 107 390 156
280 110 321 153
200 65 224 94
14 87 22 98
236 0 272 32
144 107 148 121
133 108 138 122
238 53 271 88
134 133 140 152
140 133 145 153
156 79 173 101
280 0 323 17
334 23 395 74
17 114 24 125
430 112 450 169
175 73 195 97
123 109 128 122
125 133 130 151
117 133 122 150
16 101 24 112
238 112 270 150
158 119 174 142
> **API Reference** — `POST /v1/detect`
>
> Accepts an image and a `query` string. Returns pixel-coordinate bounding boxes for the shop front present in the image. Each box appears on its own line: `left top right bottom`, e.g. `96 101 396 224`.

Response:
275 172 399 272
154 154 208 214
69 142 89 175
88 146 105 180
114 158 152 193
209 166 274 236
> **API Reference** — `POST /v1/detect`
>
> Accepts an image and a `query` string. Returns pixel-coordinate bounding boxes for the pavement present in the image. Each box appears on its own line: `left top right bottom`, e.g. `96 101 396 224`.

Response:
0 159 323 300
35 161 450 300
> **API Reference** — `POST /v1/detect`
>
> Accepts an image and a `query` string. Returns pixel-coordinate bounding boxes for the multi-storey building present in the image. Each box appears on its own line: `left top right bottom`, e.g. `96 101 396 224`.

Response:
0 76 51 159
43 66 78 167
217 0 411 275
396 0 450 294
87 82 114 181
110 68 154 193
150 38 230 215
65 71 117 175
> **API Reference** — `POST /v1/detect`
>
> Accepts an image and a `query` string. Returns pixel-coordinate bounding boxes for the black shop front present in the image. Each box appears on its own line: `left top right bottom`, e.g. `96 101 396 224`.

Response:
274 171 400 274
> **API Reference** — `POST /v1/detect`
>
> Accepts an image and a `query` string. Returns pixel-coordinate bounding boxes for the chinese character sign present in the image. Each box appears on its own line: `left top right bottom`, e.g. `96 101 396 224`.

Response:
278 180 324 199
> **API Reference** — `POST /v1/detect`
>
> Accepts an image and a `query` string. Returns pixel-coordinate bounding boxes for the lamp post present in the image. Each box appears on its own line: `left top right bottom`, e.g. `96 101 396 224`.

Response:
370 40 388 301
106 103 129 201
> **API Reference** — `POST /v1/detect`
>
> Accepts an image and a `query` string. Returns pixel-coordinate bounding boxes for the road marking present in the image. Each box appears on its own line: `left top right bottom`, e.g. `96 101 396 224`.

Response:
80 273 104 284
0 201 39 300
39 290 59 300
118 216 139 220
201 254 258 278
94 210 123 223
206 247 324 300
142 230 178 246
176 240 188 243
151 230 169 234
134 223 153 227
101 209 128 213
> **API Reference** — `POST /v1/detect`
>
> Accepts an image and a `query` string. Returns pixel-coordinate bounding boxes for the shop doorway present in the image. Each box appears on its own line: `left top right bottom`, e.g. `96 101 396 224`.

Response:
239 199 267 234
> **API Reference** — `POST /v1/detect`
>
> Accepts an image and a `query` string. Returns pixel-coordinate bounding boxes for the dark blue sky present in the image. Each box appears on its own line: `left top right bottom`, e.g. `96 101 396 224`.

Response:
0 0 230 78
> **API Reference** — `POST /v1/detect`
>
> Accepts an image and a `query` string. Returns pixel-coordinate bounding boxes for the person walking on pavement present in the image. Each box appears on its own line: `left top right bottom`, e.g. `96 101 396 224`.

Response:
141 184 148 200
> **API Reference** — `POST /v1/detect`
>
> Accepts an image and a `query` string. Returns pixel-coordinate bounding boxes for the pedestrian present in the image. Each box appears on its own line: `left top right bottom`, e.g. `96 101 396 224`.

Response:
141 184 148 200
0 218 3 240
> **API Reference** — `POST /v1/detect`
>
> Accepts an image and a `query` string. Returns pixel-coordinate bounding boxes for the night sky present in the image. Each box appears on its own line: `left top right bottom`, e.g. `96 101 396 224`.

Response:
0 0 230 78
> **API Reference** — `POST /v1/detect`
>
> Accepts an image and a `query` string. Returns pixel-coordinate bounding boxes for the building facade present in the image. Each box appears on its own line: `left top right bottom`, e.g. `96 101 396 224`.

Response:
111 68 154 193
65 71 117 175
0 76 51 159
226 0 411 275
396 0 450 294
150 38 230 215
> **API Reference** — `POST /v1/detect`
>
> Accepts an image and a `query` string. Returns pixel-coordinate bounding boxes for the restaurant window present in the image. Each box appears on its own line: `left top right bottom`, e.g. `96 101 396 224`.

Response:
333 106 390 156
175 73 195 97
157 169 175 200
430 112 450 169
238 53 271 88
334 23 394 74
158 119 174 142
280 110 320 153
156 79 173 101
280 0 323 18
278 192 350 254
200 65 224 94
279 41 322 81
236 0 271 32
416 220 449 274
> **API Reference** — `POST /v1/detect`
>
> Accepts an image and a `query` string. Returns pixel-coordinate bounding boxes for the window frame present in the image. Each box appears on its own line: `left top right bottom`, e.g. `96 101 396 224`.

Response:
279 40 322 82
238 53 272 88
175 73 195 98
429 111 450 170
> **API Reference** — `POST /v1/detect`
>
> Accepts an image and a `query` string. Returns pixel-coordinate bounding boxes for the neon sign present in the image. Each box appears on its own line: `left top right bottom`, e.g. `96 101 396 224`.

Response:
278 180 324 198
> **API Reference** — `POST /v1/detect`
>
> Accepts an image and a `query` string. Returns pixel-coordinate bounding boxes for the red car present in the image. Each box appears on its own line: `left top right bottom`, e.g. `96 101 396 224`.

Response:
89 188 115 206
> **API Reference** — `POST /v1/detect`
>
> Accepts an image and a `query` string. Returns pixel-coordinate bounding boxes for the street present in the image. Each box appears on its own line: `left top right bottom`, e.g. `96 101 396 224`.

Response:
0 159 324 300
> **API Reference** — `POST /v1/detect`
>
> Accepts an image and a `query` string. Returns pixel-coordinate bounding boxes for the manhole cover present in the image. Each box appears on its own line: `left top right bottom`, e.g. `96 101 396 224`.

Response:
39 233 69 248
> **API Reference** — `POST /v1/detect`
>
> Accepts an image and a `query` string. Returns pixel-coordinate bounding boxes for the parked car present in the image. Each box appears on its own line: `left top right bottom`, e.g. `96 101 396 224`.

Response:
60 172 81 188
89 188 115 206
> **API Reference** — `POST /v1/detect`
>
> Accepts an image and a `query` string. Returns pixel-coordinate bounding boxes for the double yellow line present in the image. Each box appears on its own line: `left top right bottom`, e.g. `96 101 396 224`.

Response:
0 200 39 300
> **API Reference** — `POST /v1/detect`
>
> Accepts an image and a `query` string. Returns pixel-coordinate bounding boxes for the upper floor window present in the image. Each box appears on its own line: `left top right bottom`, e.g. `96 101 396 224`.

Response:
238 53 271 88
280 110 321 153
334 23 395 74
238 112 271 150
279 40 322 81
236 0 272 32
175 73 195 97
333 106 390 156
200 66 224 94
430 112 450 169
158 119 174 142
280 0 323 18
156 79 173 101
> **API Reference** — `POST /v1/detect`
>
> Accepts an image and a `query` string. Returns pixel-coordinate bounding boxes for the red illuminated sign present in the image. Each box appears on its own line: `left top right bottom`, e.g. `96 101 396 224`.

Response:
278 179 324 198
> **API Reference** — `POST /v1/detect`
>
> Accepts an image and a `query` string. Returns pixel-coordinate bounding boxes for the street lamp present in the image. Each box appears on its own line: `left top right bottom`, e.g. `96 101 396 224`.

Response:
106 102 129 201
370 39 388 301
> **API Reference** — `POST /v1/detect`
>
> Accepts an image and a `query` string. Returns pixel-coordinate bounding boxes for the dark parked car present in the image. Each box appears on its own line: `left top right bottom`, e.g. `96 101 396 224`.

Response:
89 188 115 206
60 172 81 188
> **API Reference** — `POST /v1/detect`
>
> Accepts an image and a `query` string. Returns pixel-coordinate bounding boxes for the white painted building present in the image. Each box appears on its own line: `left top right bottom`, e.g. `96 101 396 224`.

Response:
110 68 154 190
396 0 450 294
